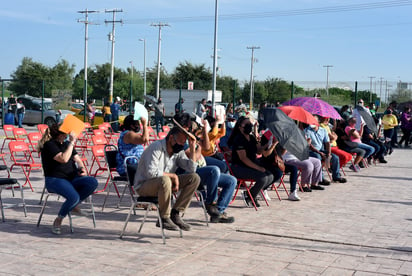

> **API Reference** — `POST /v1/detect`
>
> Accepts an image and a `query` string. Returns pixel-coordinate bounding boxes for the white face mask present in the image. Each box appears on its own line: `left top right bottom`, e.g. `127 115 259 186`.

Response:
309 124 317 129
227 121 236 129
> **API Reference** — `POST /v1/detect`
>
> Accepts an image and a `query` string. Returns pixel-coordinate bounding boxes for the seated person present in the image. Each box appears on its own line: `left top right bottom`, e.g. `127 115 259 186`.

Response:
259 133 299 201
345 117 375 161
319 116 352 170
116 115 149 176
219 114 236 152
201 115 228 173
228 116 274 207
335 120 366 171
361 124 387 164
134 126 200 231
304 119 346 184
38 125 98 235
175 113 236 223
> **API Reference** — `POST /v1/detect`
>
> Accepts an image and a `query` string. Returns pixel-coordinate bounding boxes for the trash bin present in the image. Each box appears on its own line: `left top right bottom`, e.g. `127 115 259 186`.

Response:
4 113 14 125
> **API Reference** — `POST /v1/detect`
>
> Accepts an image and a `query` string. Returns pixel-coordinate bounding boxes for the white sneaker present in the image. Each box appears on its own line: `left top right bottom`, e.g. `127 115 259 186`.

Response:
288 190 301 201
263 189 271 201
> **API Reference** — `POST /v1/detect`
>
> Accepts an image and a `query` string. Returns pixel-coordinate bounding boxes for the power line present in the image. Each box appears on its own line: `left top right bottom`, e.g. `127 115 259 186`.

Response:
125 0 412 24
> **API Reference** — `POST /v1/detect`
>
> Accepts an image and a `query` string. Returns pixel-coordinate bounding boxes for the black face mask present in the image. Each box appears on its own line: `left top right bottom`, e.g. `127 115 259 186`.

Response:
243 123 253 134
172 142 185 153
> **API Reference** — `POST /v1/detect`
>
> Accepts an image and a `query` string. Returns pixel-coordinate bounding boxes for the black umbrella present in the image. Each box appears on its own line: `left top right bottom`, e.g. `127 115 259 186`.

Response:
355 105 378 135
262 108 309 161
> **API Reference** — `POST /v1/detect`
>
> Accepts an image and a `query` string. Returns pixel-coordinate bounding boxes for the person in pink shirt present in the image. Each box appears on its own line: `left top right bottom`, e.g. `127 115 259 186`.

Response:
345 117 375 162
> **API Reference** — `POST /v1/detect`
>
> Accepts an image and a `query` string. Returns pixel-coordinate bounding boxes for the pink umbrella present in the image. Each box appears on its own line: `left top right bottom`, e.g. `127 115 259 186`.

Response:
282 97 342 120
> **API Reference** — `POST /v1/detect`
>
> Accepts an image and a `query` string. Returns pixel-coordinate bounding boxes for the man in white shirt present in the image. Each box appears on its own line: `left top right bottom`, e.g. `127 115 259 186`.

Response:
134 126 200 231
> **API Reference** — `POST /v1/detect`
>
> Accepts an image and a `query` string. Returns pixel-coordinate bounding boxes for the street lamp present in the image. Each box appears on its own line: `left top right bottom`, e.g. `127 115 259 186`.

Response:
139 38 146 103
368 76 375 103
247 46 260 111
151 23 170 99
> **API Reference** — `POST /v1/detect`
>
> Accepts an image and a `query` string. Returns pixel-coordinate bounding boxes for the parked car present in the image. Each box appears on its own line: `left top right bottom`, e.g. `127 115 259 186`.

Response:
74 108 128 128
17 95 72 127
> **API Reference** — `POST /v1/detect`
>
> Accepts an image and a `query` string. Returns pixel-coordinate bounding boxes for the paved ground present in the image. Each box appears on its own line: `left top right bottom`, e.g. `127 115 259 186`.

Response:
0 127 411 275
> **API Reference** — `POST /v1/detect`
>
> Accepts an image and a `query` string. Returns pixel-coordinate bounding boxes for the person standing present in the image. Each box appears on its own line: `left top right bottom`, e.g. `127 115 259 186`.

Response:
175 97 184 115
102 102 112 123
111 97 121 132
197 99 207 118
8 93 16 114
16 99 25 128
154 97 165 134
86 99 95 126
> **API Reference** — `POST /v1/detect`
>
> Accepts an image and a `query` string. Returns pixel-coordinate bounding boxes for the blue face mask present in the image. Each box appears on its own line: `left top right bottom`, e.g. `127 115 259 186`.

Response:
227 121 236 129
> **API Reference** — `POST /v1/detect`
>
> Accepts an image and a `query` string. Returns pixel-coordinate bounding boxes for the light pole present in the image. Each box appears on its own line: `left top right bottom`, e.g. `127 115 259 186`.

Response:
247 46 260 111
211 0 219 116
151 23 170 99
139 38 147 103
323 65 333 97
368 76 375 103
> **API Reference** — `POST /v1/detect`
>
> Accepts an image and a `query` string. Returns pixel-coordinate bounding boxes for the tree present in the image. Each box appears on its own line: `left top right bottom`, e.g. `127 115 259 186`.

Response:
146 64 173 96
171 61 212 90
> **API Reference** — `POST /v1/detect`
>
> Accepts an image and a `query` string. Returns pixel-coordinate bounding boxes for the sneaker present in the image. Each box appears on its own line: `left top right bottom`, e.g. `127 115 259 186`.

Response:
206 204 220 217
379 158 388 164
333 177 347 183
349 164 359 172
242 191 251 207
263 189 271 201
156 217 179 231
319 179 330 186
359 162 365 168
210 212 235 223
355 165 361 171
310 185 325 190
288 190 301 201
170 210 191 231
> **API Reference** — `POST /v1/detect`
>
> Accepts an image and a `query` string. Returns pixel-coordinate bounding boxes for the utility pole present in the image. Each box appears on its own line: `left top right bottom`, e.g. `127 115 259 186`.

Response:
247 46 260 111
379 77 383 107
105 9 123 104
211 0 219 117
78 9 99 122
323 65 333 97
139 38 147 103
368 76 375 104
151 22 170 99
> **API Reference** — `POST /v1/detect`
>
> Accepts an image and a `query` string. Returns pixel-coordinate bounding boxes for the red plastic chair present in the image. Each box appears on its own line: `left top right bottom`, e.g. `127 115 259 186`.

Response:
37 124 48 135
157 131 168 140
27 132 42 156
8 141 42 191
89 144 107 176
12 128 28 142
162 125 170 133
1 125 15 153
223 152 268 211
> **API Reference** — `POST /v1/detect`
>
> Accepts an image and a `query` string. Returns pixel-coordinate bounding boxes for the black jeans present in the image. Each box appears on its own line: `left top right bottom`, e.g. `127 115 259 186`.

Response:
231 163 274 199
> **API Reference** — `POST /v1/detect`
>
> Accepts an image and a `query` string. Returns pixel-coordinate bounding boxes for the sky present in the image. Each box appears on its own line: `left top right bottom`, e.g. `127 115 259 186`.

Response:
1 0 412 93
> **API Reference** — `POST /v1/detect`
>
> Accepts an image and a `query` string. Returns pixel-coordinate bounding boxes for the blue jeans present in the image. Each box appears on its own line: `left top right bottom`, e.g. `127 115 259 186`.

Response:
196 166 236 213
309 151 341 180
205 156 228 173
17 113 24 127
155 116 164 134
45 176 98 218
356 143 375 159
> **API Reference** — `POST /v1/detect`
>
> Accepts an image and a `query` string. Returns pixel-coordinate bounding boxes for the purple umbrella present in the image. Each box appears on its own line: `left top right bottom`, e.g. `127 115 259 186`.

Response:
282 97 342 120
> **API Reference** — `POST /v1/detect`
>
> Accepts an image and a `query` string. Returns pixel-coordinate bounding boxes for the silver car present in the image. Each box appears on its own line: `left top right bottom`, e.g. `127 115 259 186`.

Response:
17 95 72 126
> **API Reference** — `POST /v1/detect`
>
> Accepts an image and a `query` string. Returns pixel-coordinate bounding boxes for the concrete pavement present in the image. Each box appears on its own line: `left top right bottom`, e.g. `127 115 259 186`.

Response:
0 130 411 275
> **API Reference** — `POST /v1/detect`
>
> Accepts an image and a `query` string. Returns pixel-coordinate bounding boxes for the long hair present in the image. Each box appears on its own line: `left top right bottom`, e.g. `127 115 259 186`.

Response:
227 116 248 148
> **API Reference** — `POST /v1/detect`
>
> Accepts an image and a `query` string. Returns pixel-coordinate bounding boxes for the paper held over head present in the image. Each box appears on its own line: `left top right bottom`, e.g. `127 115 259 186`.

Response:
133 102 148 121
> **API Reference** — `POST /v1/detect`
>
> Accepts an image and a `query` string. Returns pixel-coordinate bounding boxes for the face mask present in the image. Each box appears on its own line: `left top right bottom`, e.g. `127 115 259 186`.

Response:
172 142 185 153
227 121 236 129
243 123 253 134
309 124 317 129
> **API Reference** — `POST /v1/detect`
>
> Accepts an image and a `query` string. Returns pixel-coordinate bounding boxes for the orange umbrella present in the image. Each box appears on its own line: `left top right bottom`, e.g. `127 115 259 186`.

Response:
278 106 319 126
